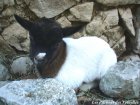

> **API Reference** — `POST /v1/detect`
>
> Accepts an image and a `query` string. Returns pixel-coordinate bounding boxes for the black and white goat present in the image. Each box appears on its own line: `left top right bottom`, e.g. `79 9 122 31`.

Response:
14 15 117 89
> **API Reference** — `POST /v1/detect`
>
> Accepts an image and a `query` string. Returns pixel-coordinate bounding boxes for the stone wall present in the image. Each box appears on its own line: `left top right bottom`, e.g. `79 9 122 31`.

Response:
0 0 140 58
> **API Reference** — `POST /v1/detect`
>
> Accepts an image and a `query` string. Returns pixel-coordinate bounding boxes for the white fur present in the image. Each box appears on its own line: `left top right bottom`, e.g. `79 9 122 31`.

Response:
54 36 117 89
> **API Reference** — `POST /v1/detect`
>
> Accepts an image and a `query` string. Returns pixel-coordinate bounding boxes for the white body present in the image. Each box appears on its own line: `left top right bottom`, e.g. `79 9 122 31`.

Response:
55 36 117 89
37 36 117 89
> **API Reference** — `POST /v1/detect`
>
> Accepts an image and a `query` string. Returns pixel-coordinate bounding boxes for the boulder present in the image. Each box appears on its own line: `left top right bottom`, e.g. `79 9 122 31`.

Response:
11 56 33 75
95 0 140 6
68 2 94 22
24 0 77 18
1 23 29 52
0 79 77 105
100 61 140 99
118 8 135 36
0 64 10 81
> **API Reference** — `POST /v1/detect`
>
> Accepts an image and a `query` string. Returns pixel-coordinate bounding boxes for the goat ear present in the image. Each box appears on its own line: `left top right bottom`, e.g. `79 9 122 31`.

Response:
62 25 83 37
14 14 33 31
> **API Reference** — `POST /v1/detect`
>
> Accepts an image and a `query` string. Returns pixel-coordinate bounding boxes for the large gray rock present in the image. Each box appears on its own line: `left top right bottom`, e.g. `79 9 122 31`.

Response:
0 64 10 81
24 0 77 18
1 23 29 52
100 61 140 99
11 57 33 75
0 79 77 105
95 0 140 6
68 2 94 22
118 8 135 36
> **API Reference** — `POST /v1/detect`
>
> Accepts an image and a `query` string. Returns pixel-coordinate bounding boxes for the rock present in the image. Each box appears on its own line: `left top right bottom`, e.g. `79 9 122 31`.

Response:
86 15 104 36
86 9 119 36
11 57 33 74
1 23 29 52
118 8 135 36
86 9 124 48
0 36 16 57
85 9 125 55
3 0 15 6
68 2 94 22
0 64 10 81
106 26 124 46
100 61 140 99
24 0 77 18
118 53 140 62
0 81 10 88
0 79 78 105
15 0 24 5
112 36 126 56
0 18 10 29
101 9 119 27
95 0 140 6
0 0 3 12
57 16 72 28
2 7 15 16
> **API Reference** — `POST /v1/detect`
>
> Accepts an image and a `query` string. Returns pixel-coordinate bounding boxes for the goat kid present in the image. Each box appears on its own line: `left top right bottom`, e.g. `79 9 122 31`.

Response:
14 15 117 89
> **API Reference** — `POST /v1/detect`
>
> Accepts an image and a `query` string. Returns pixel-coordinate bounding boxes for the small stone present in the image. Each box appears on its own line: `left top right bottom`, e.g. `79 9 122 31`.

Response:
11 57 33 74
118 8 135 36
69 2 94 22
57 16 72 28
100 61 140 99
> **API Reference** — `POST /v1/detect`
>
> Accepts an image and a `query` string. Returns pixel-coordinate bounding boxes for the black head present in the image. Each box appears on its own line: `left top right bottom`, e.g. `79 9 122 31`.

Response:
14 14 83 58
